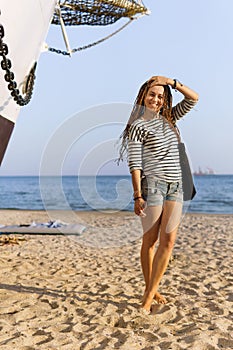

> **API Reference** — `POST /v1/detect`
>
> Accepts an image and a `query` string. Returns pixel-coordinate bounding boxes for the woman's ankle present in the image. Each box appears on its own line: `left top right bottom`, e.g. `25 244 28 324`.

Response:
142 291 154 308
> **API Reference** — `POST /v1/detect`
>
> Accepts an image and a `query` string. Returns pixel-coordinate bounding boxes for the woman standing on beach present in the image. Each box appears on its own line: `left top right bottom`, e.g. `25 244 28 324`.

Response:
119 76 198 313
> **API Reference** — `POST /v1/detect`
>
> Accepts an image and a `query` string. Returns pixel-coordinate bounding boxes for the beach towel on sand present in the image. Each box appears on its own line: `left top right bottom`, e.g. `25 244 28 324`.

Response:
0 220 86 235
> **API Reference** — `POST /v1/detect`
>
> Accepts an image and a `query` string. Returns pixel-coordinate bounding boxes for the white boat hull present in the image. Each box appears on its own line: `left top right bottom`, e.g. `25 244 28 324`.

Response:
0 0 57 164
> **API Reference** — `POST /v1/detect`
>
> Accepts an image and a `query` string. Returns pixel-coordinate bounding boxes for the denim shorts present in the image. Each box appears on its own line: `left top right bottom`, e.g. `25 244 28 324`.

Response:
141 176 183 206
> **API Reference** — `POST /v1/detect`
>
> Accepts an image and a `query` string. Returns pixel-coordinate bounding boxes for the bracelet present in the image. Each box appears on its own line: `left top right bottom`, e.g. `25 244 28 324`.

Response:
133 196 142 201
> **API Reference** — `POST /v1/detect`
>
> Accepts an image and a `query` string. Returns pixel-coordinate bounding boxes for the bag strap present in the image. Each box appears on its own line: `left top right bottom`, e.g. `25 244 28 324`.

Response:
169 122 182 143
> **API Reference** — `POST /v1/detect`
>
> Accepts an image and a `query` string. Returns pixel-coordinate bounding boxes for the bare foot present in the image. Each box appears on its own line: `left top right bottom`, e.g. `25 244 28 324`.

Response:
141 292 154 313
142 291 167 305
154 291 167 304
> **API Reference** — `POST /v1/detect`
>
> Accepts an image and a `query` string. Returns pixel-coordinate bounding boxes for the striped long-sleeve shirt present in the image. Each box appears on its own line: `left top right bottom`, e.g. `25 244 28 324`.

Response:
128 98 197 182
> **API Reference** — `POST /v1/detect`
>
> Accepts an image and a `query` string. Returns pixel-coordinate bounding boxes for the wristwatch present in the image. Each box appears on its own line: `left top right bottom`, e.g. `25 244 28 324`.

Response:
172 79 183 90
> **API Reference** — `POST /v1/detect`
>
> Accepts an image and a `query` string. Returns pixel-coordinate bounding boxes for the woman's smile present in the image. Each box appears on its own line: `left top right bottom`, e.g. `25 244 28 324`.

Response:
144 85 165 113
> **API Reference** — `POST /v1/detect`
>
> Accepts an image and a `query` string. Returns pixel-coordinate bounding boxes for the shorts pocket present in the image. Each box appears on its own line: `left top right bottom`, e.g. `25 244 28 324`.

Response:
171 181 182 194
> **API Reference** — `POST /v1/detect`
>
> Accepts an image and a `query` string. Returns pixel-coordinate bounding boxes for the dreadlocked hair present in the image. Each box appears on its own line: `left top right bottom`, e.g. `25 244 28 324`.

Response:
159 84 174 125
117 78 174 164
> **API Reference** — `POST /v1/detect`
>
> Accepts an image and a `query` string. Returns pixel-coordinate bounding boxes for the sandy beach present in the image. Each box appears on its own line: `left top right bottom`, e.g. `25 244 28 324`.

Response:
0 210 233 350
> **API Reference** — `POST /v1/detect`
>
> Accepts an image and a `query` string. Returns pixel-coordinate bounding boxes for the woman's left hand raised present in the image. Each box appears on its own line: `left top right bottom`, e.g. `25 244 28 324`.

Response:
149 76 173 86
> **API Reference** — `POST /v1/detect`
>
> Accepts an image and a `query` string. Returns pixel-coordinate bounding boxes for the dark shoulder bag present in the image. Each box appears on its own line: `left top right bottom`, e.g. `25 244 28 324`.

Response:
174 126 196 201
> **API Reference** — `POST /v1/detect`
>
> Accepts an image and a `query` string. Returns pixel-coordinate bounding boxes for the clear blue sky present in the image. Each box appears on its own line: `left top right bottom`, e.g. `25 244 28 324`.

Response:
1 0 233 176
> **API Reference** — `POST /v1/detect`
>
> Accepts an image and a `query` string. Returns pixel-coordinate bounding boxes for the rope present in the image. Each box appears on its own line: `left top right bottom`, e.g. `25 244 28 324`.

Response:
48 17 134 56
52 0 148 26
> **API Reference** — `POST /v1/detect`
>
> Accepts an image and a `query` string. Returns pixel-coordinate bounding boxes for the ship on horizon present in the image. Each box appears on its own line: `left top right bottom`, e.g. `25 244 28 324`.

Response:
193 167 215 176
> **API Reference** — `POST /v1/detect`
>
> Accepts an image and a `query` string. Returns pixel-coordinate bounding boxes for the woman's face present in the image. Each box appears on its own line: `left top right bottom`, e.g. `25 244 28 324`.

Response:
144 85 164 113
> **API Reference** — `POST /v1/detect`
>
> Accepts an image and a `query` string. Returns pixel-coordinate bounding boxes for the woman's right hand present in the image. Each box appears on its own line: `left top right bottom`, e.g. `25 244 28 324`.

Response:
134 197 146 217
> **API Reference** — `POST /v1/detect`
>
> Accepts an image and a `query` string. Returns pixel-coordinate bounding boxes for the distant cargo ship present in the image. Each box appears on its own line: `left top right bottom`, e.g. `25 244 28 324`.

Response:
193 167 215 175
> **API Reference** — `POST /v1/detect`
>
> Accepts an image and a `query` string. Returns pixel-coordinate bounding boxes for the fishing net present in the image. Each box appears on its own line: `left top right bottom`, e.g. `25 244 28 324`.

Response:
52 0 148 26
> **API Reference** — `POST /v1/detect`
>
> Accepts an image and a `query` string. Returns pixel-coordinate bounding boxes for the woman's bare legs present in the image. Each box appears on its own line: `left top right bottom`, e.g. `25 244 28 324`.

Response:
141 200 183 312
140 205 163 302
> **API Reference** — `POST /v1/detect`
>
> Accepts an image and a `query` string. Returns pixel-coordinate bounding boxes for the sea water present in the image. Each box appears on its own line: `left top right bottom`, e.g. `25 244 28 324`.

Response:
0 175 232 214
